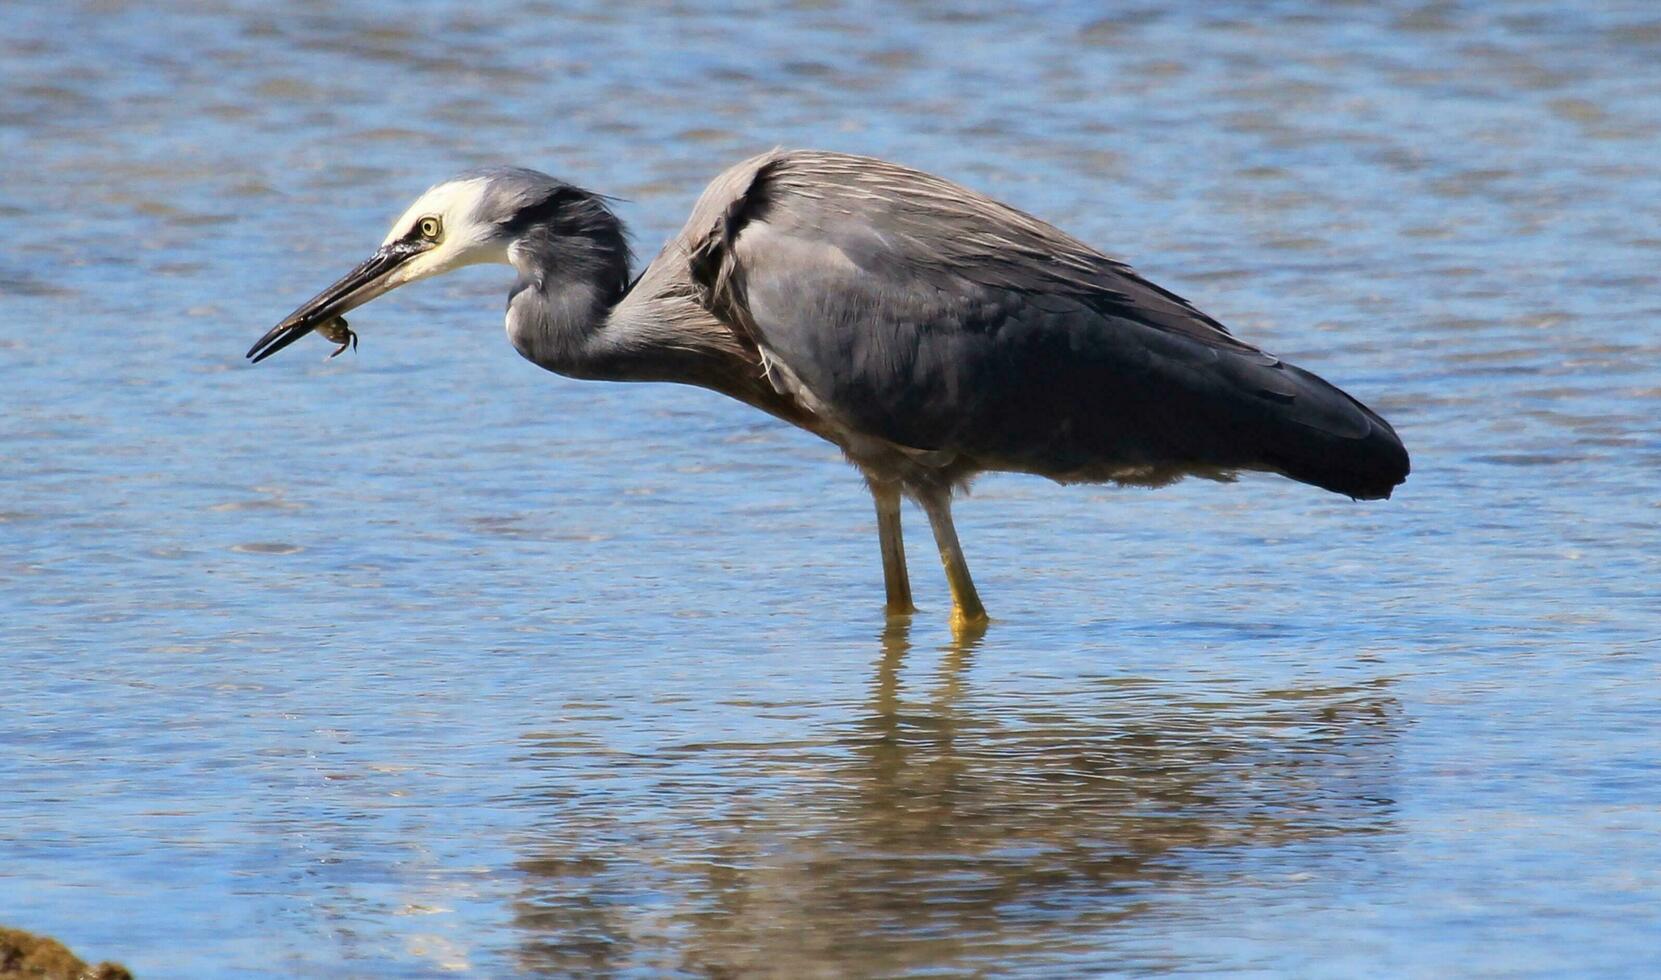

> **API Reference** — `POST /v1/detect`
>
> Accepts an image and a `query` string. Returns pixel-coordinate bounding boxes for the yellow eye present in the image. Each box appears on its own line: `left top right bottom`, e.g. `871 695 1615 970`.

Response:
418 216 442 241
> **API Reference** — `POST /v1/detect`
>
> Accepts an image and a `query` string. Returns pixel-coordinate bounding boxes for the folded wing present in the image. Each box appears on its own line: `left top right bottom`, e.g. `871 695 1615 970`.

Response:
682 150 1409 499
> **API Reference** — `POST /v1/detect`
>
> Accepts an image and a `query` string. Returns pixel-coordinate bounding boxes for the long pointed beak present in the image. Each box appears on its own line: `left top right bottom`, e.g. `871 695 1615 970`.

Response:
246 241 421 364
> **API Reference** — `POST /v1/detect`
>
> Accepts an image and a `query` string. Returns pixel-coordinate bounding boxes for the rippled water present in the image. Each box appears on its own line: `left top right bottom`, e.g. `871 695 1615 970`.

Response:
5 0 1660 975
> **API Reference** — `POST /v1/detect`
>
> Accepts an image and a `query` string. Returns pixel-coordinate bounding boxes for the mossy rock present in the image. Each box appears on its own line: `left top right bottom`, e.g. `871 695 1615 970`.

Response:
0 926 131 980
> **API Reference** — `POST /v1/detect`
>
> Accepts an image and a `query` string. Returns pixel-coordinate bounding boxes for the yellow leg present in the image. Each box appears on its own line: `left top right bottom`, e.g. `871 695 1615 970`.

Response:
867 477 915 615
918 488 989 630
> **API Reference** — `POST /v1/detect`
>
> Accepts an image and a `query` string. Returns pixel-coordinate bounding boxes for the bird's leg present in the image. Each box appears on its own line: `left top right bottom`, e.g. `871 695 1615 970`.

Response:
867 476 915 616
917 487 989 630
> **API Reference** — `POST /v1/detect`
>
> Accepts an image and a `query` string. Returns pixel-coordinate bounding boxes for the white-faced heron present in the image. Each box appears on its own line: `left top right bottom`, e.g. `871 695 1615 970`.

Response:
249 149 1409 628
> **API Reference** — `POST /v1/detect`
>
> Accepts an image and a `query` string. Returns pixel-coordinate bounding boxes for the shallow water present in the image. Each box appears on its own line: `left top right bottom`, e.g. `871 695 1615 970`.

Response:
4 0 1660 975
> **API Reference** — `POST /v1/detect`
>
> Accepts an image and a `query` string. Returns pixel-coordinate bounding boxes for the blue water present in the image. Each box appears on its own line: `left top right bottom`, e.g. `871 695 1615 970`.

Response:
4 0 1660 975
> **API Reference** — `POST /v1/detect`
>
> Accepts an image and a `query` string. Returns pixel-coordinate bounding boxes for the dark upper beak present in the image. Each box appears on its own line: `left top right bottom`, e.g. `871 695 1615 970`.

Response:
246 241 420 364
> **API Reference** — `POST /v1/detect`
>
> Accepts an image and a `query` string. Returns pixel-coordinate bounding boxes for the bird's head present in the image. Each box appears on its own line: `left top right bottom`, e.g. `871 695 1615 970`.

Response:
248 167 622 363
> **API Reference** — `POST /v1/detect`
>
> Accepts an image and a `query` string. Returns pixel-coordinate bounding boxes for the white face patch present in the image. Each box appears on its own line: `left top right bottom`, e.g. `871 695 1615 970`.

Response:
380 177 511 287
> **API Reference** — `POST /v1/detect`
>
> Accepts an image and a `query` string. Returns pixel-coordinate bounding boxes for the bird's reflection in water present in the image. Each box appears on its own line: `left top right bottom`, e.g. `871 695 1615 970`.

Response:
510 621 1400 975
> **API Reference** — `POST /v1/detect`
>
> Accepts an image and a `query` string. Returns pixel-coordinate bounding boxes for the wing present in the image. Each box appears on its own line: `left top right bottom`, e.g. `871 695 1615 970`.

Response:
683 150 1408 497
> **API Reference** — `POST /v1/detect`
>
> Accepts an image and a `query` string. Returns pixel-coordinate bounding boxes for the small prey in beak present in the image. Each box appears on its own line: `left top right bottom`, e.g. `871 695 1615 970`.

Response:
247 239 424 364
316 316 357 358
247 176 506 365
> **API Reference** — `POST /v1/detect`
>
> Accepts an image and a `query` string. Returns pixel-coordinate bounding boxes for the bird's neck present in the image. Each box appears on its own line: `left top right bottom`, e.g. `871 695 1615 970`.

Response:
501 218 812 427
505 263 638 381
498 232 654 382
505 234 751 390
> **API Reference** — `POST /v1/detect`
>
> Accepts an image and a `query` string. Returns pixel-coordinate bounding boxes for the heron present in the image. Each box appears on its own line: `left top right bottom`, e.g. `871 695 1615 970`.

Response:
248 149 1409 628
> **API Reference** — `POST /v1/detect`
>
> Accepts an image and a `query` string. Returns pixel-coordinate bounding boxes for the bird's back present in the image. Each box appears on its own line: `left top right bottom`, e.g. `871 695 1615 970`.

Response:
665 149 1408 499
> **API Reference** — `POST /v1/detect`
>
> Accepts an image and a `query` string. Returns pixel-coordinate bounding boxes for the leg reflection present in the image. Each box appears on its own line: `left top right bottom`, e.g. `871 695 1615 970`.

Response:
871 615 984 719
509 629 1402 977
861 617 987 843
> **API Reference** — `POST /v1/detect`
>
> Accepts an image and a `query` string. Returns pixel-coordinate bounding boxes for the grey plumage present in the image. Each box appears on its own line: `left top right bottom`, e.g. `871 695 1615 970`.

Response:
251 149 1409 624
677 151 1406 498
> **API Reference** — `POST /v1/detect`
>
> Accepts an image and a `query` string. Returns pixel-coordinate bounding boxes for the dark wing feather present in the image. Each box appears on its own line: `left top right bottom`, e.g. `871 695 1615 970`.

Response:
686 150 1408 498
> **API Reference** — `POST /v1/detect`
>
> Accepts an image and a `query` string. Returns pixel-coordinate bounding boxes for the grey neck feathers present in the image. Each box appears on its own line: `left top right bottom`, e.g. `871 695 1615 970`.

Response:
503 219 672 383
505 223 763 395
506 264 628 380
502 200 792 416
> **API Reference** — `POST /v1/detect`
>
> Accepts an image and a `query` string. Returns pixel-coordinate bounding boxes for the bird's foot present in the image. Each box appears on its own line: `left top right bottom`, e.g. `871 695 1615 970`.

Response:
948 605 990 635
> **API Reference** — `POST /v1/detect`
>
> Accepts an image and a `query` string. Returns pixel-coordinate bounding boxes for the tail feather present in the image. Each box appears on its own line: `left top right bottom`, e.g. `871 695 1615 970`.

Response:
1254 362 1410 500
